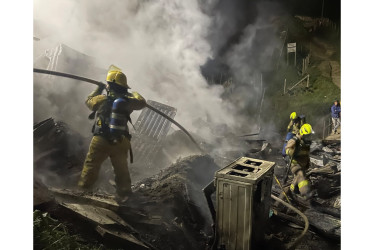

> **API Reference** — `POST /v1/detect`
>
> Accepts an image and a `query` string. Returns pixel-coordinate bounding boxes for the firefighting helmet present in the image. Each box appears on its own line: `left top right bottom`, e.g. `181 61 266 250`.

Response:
106 65 130 89
290 112 297 120
300 123 314 135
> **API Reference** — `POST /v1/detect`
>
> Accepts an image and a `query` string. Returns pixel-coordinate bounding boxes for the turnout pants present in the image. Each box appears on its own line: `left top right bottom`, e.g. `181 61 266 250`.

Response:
78 135 132 197
275 162 311 208
289 162 311 196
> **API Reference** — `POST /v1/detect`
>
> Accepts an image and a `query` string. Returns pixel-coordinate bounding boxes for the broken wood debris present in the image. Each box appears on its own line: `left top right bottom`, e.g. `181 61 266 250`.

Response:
59 202 154 249
50 187 120 211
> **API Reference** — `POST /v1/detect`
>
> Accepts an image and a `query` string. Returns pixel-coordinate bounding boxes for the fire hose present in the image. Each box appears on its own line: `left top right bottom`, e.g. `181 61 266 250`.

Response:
271 194 309 250
33 68 203 153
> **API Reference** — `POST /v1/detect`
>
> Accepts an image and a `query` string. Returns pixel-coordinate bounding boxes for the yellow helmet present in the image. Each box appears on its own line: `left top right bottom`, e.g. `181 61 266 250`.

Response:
106 65 130 89
300 123 314 135
290 112 297 120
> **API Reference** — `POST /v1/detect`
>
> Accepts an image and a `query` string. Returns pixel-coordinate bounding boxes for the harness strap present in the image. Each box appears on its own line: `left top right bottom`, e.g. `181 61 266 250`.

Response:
129 143 133 163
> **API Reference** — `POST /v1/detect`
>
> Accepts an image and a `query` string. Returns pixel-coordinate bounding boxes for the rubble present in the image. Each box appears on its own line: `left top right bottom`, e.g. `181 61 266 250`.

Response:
50 188 120 211
60 203 151 249
310 156 324 167
303 209 341 240
33 116 341 249
35 154 220 250
34 118 89 188
322 146 334 153
310 141 323 153
307 164 338 176
332 196 341 209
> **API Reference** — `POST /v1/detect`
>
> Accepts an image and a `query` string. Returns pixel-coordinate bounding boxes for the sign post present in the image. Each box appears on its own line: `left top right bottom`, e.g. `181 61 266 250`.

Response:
287 43 297 66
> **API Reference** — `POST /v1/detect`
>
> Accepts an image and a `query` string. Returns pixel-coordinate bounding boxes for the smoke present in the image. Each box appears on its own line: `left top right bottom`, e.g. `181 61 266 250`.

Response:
35 0 227 136
201 1 286 128
34 0 286 144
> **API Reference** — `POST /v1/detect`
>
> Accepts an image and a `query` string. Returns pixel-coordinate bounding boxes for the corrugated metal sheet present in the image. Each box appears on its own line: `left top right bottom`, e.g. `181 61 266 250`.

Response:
131 100 177 168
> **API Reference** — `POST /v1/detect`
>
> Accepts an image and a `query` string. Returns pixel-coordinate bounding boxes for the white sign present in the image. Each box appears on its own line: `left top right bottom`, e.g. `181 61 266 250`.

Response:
287 43 296 53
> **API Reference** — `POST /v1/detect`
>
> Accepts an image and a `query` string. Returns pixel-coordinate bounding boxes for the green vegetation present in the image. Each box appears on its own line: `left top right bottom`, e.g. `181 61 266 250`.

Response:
34 210 105 250
263 16 340 137
265 70 340 137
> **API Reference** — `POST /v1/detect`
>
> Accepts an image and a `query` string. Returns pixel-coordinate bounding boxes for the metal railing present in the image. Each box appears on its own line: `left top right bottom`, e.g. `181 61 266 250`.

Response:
284 74 310 94
322 118 333 140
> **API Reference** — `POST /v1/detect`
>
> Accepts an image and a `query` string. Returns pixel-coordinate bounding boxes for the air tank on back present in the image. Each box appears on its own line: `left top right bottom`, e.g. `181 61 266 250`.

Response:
109 98 129 137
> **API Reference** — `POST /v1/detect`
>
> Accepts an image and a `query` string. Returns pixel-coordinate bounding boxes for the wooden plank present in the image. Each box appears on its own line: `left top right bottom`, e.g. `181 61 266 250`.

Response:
49 188 120 211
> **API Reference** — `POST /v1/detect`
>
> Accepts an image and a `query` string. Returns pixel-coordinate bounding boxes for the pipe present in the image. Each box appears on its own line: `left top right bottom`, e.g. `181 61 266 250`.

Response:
271 194 309 250
33 68 203 153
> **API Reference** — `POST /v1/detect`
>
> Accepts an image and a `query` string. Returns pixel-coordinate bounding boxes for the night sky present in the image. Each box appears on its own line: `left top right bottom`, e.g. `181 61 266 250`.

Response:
284 0 341 23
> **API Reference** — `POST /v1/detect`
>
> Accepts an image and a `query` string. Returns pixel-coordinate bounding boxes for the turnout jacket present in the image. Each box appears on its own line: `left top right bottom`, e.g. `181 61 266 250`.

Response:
287 117 304 134
285 135 310 168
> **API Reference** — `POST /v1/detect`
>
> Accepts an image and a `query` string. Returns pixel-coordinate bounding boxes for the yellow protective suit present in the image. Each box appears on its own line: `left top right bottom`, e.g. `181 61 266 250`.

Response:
78 86 146 197
285 134 311 197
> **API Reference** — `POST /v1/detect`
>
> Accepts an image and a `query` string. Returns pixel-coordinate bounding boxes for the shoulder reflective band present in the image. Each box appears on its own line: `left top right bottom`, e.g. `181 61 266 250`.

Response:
109 124 127 131
290 184 295 191
298 180 309 189
292 159 298 164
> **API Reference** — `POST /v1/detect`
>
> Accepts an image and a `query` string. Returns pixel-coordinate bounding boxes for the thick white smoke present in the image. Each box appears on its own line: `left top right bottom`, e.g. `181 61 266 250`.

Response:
34 0 240 138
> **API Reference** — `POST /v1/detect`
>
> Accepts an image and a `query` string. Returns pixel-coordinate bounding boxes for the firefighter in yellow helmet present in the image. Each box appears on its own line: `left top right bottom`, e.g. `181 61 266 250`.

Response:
284 123 314 199
287 112 306 135
78 65 146 203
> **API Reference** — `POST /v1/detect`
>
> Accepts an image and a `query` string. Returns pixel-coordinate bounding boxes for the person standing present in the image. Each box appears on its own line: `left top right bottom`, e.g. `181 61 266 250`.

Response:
78 65 146 203
331 99 341 134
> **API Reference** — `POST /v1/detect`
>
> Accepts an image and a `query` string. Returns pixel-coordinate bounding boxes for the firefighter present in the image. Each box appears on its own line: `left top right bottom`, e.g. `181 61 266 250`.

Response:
282 112 306 160
78 65 146 203
287 112 305 135
285 123 314 199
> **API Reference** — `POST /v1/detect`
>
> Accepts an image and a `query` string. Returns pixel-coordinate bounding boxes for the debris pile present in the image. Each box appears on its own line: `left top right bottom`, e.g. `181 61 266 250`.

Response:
33 117 341 249
34 154 219 250
34 118 89 188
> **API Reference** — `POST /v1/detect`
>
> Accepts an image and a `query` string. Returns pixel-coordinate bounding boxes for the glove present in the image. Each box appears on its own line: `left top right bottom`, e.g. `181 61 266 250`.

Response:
88 84 105 98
